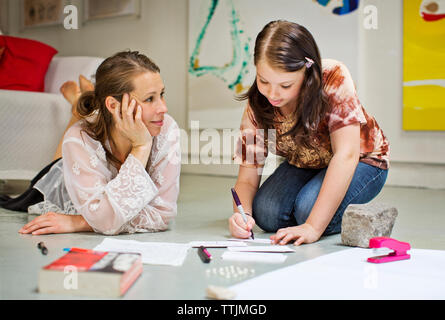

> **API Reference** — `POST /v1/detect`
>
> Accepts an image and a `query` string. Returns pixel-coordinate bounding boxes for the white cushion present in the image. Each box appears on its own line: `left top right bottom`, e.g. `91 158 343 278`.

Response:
44 56 104 94
0 89 72 179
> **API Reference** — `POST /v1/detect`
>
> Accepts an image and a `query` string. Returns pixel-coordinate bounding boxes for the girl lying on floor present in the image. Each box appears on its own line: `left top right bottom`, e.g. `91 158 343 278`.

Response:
1 51 181 235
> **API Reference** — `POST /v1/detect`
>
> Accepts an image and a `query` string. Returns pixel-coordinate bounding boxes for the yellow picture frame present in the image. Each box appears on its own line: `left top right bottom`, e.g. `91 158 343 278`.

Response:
403 0 445 131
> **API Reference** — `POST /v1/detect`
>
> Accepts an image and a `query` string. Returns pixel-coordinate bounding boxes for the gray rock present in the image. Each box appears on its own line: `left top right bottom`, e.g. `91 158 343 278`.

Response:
341 202 398 248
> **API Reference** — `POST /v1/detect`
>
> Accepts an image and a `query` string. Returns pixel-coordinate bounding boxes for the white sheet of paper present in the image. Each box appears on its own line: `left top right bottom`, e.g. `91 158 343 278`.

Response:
222 251 287 263
94 238 190 266
230 248 445 299
228 245 295 253
228 238 273 244
188 241 247 248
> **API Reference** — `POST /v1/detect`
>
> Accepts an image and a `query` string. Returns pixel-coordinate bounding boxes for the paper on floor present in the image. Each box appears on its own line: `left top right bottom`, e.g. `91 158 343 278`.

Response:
228 245 295 253
228 238 273 244
189 241 247 248
94 238 190 266
222 251 288 263
229 248 445 299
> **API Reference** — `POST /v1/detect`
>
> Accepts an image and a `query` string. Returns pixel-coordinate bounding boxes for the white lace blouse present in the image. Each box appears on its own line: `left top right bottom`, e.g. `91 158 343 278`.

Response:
28 114 181 235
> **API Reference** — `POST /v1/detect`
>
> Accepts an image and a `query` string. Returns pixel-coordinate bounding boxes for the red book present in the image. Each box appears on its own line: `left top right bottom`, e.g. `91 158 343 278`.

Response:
38 249 142 298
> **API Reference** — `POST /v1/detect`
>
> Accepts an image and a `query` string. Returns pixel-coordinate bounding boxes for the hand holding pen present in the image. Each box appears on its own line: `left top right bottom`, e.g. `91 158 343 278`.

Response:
230 188 255 239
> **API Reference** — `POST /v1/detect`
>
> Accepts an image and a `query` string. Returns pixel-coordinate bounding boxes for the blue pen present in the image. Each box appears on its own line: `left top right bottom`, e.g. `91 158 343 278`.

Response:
63 247 95 253
231 188 254 239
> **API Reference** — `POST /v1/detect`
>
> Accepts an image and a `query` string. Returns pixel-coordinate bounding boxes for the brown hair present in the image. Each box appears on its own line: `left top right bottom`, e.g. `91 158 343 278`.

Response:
239 20 329 149
75 50 160 168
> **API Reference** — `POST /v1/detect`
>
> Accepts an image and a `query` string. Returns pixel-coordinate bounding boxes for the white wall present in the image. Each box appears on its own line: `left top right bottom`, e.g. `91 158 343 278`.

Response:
6 0 445 188
185 0 445 189
8 0 188 130
359 0 445 165
358 0 445 188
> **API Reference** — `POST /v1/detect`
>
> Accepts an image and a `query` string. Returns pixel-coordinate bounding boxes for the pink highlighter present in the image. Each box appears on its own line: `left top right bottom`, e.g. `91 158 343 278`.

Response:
367 237 411 264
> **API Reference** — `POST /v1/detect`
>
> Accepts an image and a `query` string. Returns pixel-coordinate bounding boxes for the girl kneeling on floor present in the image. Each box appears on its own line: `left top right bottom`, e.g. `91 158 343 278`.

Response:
229 21 389 245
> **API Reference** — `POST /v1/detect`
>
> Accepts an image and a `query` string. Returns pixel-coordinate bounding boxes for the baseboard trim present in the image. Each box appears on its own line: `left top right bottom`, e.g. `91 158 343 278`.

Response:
3 161 444 191
385 161 445 189
181 160 445 190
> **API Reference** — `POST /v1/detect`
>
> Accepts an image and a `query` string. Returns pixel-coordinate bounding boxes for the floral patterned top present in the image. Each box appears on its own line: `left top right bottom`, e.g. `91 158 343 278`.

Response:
234 59 390 170
29 114 181 235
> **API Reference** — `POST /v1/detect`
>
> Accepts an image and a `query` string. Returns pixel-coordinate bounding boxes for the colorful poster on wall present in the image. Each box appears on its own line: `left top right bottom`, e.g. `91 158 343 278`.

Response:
403 0 445 131
314 0 359 15
188 0 360 129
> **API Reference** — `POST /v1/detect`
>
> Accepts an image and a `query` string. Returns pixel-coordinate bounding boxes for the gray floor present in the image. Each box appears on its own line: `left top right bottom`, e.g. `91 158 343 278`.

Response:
1 173 444 299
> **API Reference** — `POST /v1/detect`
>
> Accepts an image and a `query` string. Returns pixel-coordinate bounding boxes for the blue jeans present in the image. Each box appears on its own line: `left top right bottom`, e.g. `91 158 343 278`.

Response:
252 161 388 236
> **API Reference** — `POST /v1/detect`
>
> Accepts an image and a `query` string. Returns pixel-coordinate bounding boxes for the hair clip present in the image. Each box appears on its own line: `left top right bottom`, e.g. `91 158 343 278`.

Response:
305 57 314 68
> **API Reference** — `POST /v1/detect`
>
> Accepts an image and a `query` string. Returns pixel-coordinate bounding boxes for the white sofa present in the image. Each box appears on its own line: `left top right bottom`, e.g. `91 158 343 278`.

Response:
0 56 104 181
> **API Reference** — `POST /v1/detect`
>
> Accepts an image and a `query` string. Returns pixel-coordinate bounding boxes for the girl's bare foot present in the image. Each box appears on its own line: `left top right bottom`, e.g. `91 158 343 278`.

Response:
60 81 81 106
60 81 81 119
79 75 95 93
